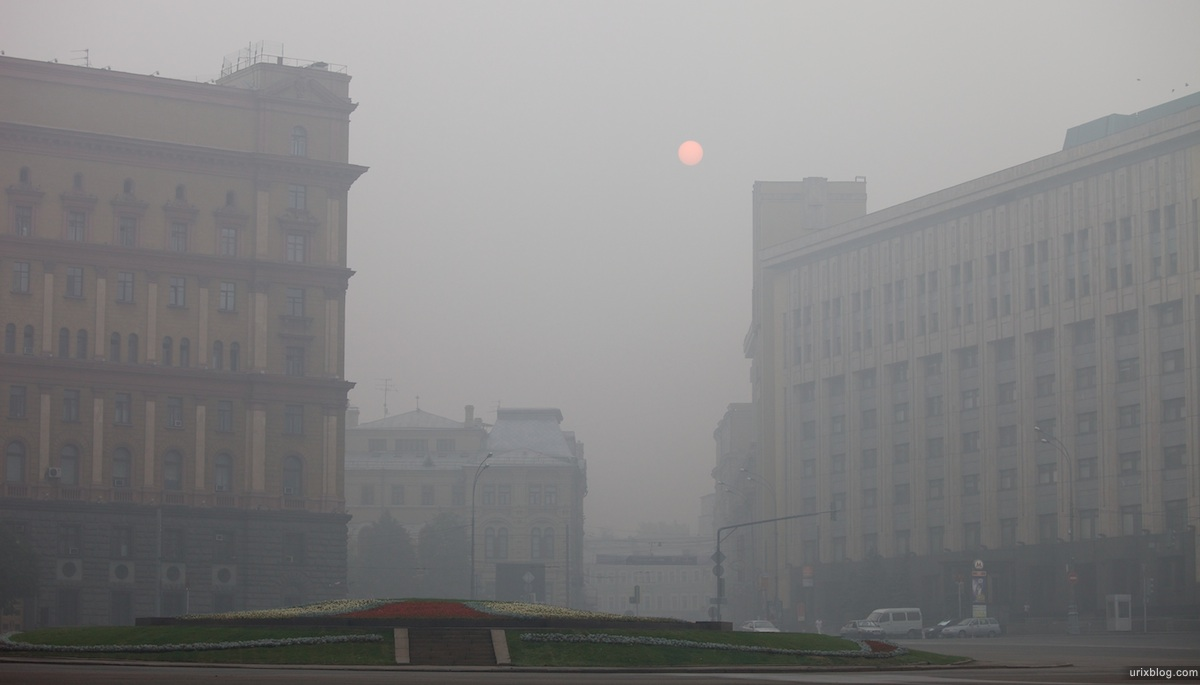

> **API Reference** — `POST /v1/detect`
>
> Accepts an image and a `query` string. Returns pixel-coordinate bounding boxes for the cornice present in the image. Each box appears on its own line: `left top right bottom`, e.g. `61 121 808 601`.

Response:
0 122 368 191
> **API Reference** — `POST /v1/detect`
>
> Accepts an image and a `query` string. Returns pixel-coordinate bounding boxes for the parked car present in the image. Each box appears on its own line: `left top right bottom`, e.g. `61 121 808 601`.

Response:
839 619 885 639
923 618 957 639
739 619 781 633
940 617 1001 638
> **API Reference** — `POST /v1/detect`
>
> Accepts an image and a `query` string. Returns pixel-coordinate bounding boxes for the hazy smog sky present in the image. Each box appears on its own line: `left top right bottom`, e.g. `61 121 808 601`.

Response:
5 1 1197 536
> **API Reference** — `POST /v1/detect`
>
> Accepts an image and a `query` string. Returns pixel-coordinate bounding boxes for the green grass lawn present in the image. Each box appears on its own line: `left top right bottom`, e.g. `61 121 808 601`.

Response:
3 625 964 668
506 629 964 668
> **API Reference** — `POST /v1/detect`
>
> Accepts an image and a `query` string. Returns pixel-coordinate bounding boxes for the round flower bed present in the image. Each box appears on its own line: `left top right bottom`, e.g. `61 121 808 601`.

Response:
183 598 689 624
518 632 908 658
0 633 382 653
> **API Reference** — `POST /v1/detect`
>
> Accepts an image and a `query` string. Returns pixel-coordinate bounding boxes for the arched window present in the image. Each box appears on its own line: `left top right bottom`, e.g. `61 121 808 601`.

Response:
4 324 14 354
58 327 70 358
59 445 79 486
283 455 303 497
5 442 25 483
211 340 223 371
179 338 190 367
112 447 132 488
229 342 240 372
23 325 34 355
542 526 554 559
163 450 183 491
161 336 173 366
109 332 121 362
76 329 88 360
530 527 541 559
496 527 509 559
127 333 138 363
291 126 307 157
484 527 495 559
214 453 233 493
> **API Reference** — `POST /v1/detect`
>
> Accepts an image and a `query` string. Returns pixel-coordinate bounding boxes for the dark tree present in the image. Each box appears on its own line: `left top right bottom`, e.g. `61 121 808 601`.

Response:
348 510 419 599
0 524 38 611
417 512 470 598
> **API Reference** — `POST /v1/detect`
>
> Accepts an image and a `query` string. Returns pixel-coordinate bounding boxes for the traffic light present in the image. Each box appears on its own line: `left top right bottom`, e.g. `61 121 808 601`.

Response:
1146 577 1155 597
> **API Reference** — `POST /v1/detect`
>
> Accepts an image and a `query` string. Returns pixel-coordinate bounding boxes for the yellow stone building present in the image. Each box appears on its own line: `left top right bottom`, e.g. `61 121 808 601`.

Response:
0 48 366 626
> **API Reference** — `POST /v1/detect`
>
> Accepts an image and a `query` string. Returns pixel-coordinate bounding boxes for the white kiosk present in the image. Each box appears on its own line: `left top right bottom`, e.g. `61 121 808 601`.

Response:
1105 594 1132 631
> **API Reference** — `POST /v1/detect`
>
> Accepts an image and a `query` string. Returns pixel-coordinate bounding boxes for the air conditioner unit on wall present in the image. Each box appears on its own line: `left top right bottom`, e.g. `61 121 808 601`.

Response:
212 565 237 587
109 561 134 584
171 419 183 428
160 563 186 587
112 477 128 487
56 559 81 581
284 487 296 496
46 467 62 479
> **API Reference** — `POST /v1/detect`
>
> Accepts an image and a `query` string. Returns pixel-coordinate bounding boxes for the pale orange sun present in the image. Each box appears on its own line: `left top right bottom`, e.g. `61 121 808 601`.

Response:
678 140 703 166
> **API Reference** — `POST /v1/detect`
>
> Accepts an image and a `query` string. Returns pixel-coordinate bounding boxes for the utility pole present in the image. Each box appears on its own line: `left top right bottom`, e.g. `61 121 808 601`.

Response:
376 378 394 416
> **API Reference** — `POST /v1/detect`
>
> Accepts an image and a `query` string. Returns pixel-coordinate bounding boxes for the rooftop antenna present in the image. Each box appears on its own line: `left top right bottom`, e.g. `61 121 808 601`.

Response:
71 49 90 68
376 378 394 416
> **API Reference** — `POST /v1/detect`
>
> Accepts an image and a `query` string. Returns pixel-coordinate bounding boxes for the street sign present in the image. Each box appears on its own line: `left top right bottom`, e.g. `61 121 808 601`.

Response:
711 551 726 565
1068 570 1078 583
712 564 724 577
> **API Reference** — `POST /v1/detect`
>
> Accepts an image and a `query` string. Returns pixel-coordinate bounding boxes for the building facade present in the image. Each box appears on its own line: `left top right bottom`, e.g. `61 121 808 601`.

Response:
345 406 587 606
585 531 712 622
0 49 366 626
746 94 1200 628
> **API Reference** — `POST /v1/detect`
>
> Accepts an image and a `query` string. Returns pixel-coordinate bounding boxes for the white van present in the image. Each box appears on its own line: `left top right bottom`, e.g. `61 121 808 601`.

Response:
865 607 923 638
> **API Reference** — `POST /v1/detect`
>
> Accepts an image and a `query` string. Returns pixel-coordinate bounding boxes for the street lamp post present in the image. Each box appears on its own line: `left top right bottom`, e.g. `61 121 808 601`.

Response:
741 468 779 618
469 452 493 600
1035 426 1078 634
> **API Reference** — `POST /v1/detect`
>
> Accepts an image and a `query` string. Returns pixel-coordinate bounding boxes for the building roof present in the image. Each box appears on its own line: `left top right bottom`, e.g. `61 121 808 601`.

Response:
353 408 465 430
1063 91 1200 149
487 408 575 458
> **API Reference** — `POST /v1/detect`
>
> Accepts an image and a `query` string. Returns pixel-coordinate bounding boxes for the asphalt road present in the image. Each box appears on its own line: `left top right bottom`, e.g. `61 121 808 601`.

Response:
2 632 1197 684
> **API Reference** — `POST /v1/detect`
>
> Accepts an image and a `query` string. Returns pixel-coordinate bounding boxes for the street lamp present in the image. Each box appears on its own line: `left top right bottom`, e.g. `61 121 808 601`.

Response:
741 468 779 618
1034 426 1078 634
470 452 493 600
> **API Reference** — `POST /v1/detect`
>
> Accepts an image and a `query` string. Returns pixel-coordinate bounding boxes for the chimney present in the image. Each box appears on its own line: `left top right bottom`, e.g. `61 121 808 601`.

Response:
465 405 474 428
347 406 360 428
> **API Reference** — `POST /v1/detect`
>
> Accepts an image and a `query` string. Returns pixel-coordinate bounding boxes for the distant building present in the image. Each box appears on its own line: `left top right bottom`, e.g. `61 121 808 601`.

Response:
746 94 1200 627
345 406 587 605
585 532 711 621
0 47 366 626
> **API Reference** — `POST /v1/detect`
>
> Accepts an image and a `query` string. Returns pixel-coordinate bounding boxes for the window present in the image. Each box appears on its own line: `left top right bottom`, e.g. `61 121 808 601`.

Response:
113 392 132 425
166 396 183 427
286 287 305 317
1117 404 1141 428
1165 500 1188 532
116 272 134 303
1035 374 1055 398
926 436 944 460
860 408 876 429
287 184 307 211
12 260 30 292
925 394 943 417
218 282 236 311
498 485 511 505
997 381 1016 405
62 389 80 422
1037 462 1057 484
65 266 84 297
1119 451 1141 475
1079 509 1099 540
890 362 909 383
219 226 238 257
22 325 34 355
76 329 88 360
283 455 303 497
168 276 186 307
1162 349 1185 374
1158 300 1183 326
117 216 136 247
544 485 557 505
830 414 845 434
5 441 26 482
285 346 306 376
1076 411 1097 435
999 468 1017 490
959 346 978 369
229 342 240 371
927 478 944 499
1116 357 1139 383
214 453 233 493
127 334 138 363
1162 398 1185 422
163 450 183 491
964 522 982 549
961 389 979 410
830 453 845 473
169 221 188 252
286 233 307 262
1075 366 1096 390
1164 444 1186 469
1121 505 1142 536
284 404 304 435
1031 330 1054 353
216 400 233 432
58 327 70 358
892 403 909 423
161 336 173 367
801 420 816 440
1038 514 1057 543
962 474 980 495
801 459 815 477
291 126 308 156
391 485 405 505
857 369 876 390
3 324 12 354
1078 457 1097 480
1000 518 1018 547
893 443 910 464
1113 311 1138 336
962 431 980 453
924 354 942 376
997 425 1018 448
67 210 86 241
861 448 877 469
797 382 816 402
995 338 1016 362
179 338 189 367
14 204 33 236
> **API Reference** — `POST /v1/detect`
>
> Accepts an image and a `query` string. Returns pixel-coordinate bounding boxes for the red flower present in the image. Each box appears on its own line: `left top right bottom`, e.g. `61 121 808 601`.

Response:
341 601 492 619
861 639 898 653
